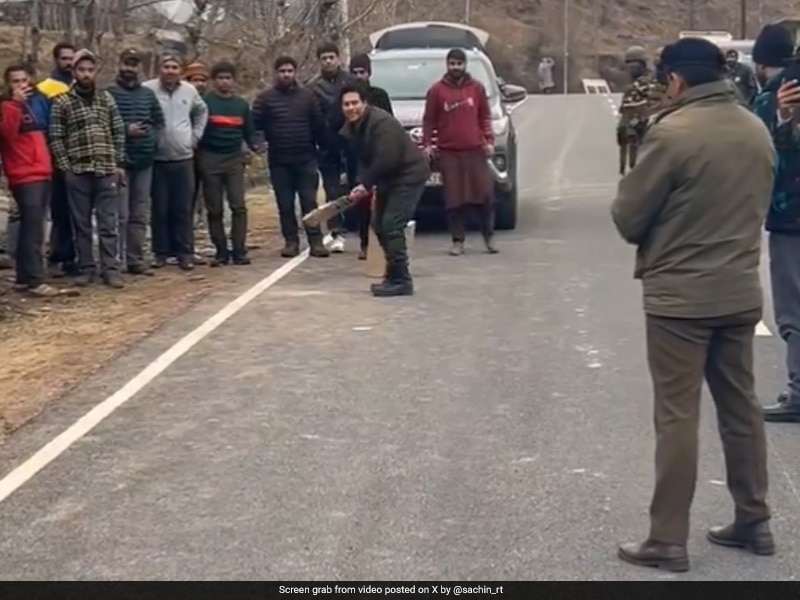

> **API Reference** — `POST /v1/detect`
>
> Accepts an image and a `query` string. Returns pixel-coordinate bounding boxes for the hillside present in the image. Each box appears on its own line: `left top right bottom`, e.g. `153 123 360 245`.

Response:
0 0 796 93
346 0 798 91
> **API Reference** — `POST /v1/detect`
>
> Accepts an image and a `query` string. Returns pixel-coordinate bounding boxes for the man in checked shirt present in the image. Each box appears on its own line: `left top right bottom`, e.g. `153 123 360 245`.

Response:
49 49 127 289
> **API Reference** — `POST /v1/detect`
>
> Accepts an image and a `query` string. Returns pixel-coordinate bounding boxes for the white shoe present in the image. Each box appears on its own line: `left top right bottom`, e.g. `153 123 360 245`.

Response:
330 236 345 253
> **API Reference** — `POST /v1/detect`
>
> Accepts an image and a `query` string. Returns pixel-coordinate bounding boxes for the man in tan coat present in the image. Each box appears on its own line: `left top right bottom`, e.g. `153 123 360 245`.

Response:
611 38 777 572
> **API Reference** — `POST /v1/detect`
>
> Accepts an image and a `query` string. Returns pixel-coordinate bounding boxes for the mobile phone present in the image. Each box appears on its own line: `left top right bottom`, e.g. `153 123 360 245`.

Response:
783 60 800 89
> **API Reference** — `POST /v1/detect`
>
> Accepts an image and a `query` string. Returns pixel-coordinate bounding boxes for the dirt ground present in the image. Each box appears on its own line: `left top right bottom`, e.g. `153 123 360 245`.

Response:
0 186 288 442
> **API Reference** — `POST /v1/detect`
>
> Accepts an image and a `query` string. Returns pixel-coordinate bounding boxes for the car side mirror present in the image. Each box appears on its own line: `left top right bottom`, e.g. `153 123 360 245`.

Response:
501 83 527 104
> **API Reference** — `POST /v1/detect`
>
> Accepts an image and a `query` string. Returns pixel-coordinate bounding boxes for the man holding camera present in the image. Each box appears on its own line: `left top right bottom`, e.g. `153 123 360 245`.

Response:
107 48 165 275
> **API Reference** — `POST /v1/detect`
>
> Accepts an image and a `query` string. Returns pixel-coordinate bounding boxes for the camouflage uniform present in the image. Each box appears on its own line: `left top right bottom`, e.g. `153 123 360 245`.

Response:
617 46 664 175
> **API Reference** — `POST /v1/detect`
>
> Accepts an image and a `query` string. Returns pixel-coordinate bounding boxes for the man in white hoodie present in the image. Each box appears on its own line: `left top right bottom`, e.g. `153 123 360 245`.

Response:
143 55 208 270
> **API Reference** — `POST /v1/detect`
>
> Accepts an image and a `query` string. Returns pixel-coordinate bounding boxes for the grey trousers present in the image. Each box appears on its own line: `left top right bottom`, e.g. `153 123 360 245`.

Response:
770 232 800 406
117 166 153 268
2 198 20 260
65 172 120 274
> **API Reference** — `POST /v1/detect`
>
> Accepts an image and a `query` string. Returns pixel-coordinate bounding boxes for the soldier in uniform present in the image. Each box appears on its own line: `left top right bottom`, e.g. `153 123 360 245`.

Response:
616 46 662 175
724 49 758 105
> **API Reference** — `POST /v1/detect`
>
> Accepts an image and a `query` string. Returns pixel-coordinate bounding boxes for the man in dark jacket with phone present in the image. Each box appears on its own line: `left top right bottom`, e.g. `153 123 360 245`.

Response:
311 42 352 253
107 48 165 275
340 82 429 297
751 25 800 423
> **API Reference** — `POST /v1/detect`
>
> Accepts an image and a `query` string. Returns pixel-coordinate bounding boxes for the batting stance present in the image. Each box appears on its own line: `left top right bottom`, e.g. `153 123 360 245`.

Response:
339 82 429 297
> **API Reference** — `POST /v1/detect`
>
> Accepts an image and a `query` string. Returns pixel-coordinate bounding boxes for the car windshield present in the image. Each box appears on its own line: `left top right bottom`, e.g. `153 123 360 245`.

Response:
370 56 497 100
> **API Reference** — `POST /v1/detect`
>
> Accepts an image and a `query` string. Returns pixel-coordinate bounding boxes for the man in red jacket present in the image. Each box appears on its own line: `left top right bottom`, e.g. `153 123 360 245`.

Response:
423 48 498 255
0 64 59 296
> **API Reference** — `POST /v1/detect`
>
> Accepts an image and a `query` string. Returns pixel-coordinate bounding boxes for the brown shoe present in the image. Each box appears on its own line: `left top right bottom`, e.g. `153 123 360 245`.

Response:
617 540 690 572
707 521 775 556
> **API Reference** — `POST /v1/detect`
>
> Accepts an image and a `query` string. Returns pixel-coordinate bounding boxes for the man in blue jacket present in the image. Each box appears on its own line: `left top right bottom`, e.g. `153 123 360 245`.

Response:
107 48 165 275
751 24 800 423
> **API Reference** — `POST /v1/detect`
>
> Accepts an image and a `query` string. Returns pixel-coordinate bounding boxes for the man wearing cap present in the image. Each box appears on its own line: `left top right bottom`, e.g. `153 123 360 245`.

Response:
617 45 663 175
49 49 127 289
724 49 758 105
107 48 165 276
423 48 497 255
348 53 393 259
612 37 776 572
750 24 800 423
184 61 210 231
143 54 208 271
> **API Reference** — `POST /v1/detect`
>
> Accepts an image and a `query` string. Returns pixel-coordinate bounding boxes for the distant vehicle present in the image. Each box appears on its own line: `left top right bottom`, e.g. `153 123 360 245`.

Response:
367 22 527 231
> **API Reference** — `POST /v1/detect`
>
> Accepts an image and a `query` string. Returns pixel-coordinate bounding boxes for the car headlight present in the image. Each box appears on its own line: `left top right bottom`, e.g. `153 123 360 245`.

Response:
492 116 509 136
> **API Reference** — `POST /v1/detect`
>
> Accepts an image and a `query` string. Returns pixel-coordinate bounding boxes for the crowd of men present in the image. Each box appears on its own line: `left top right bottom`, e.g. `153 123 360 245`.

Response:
0 39 499 299
611 24 800 572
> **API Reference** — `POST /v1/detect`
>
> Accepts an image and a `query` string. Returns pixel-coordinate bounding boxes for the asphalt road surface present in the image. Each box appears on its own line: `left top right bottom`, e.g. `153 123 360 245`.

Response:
0 94 799 581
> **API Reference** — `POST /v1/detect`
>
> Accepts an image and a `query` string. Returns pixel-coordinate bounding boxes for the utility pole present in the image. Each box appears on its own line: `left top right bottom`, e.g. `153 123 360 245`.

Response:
465 0 470 24
341 0 350 64
688 0 695 29
562 0 569 93
740 0 747 38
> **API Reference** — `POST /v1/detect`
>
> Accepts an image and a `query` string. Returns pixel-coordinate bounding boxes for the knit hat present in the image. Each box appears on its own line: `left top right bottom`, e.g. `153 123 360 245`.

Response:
349 53 371 74
183 61 209 80
752 24 794 67
160 53 182 67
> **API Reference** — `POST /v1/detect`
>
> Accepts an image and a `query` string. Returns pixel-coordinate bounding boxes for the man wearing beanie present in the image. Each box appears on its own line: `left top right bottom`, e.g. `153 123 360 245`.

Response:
612 37 776 572
348 53 393 259
310 41 352 253
252 55 329 259
750 24 800 424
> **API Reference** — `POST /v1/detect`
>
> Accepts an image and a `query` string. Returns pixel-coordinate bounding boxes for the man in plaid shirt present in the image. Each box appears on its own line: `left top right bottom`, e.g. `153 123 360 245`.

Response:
49 49 127 289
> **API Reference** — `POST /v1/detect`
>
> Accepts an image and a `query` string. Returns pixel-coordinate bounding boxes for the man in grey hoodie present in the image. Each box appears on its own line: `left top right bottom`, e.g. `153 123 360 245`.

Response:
143 55 208 270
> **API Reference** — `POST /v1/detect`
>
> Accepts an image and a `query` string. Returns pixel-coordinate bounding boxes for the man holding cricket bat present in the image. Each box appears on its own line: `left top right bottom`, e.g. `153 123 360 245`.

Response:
339 82 429 297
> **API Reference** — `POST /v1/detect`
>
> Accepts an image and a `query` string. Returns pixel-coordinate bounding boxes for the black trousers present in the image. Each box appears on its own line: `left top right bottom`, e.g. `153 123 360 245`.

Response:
152 159 195 260
375 184 423 266
12 180 50 287
47 172 75 266
270 160 324 243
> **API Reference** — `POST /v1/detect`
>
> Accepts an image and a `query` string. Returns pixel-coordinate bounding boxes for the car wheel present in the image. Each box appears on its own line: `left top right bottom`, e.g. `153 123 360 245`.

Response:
495 185 518 230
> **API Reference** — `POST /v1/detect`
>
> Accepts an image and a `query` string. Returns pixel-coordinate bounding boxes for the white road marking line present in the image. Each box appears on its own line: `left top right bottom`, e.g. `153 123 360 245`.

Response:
0 236 331 506
756 321 773 336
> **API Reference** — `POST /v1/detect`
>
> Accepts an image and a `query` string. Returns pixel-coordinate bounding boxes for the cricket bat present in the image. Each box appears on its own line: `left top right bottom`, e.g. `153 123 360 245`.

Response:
302 194 357 229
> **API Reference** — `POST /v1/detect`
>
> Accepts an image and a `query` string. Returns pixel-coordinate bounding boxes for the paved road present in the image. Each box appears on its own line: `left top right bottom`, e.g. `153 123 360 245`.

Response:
0 95 799 581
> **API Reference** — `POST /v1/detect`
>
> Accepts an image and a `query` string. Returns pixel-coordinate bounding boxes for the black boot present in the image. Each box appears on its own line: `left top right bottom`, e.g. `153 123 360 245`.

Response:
370 260 391 293
372 260 413 297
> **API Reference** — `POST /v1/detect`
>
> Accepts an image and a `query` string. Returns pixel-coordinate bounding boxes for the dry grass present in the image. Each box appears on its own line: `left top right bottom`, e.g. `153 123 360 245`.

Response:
0 186 284 440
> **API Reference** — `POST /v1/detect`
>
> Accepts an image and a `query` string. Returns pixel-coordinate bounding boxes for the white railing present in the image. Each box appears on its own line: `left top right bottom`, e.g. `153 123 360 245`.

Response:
581 78 611 95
